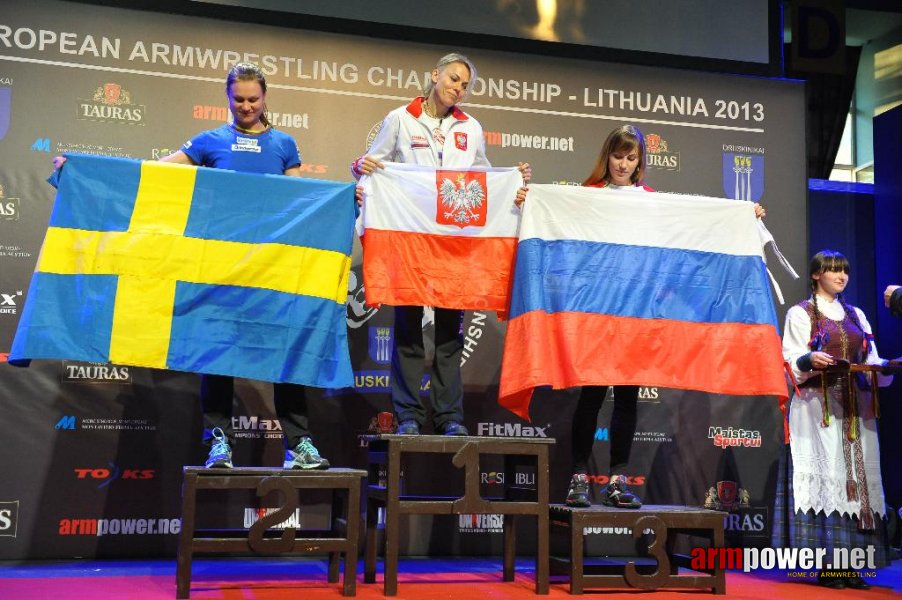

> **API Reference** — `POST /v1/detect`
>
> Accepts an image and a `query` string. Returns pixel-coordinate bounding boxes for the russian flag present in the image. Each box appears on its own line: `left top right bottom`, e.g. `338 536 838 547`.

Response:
359 162 522 312
498 184 788 420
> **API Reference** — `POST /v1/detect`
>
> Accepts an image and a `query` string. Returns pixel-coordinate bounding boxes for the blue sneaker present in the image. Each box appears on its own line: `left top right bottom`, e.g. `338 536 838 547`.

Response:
284 437 330 470
205 427 233 469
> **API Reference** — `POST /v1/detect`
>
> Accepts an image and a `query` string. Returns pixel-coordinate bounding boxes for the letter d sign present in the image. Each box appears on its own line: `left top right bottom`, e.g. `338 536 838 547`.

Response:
791 0 845 74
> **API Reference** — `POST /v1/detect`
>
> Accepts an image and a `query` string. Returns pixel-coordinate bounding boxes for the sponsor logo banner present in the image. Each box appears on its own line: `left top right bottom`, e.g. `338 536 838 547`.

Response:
61 360 132 384
77 83 145 124
0 290 22 315
708 426 762 449
476 422 550 437
458 513 503 533
56 415 157 432
0 183 20 221
645 133 680 171
232 415 284 440
0 501 19 538
703 480 768 540
58 517 180 536
75 465 155 488
243 508 302 530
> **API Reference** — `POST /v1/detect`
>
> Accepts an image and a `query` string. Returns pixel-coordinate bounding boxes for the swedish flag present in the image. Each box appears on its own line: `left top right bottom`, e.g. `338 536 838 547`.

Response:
10 154 355 388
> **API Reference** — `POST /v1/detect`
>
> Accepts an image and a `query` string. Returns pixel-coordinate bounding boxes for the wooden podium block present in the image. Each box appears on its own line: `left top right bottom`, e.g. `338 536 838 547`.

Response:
176 467 366 598
362 434 554 596
550 504 726 595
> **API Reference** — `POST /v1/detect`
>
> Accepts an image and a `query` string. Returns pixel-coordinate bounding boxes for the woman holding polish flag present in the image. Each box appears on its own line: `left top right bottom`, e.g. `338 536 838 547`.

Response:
352 52 529 437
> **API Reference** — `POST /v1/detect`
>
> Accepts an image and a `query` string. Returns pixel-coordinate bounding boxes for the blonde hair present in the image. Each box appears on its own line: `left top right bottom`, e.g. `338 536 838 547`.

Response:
423 52 477 102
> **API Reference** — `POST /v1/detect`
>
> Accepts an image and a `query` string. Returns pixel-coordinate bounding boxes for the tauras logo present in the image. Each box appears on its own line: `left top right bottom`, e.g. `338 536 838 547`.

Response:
477 422 549 437
77 83 145 124
644 133 680 172
0 501 19 537
0 183 20 220
62 361 131 383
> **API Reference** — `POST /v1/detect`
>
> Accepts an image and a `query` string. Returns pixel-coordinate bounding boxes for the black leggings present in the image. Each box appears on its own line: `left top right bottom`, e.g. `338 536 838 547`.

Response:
570 385 639 474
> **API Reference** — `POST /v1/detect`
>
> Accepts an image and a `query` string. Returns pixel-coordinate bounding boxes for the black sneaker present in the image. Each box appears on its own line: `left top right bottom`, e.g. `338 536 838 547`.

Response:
600 474 642 509
565 474 591 508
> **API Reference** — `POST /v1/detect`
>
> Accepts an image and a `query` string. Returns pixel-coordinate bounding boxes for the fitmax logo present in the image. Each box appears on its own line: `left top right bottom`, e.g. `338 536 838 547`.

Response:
476 422 549 437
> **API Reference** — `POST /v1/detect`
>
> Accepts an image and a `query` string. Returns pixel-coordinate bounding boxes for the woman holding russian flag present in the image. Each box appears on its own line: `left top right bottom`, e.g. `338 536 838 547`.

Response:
561 125 767 510
774 250 895 588
351 52 530 436
563 125 651 510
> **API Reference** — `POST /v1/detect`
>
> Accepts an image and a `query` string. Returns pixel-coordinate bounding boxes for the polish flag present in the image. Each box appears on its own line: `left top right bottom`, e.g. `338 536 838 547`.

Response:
358 162 522 312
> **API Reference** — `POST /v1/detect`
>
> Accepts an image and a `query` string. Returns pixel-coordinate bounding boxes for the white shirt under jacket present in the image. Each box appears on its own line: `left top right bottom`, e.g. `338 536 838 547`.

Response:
365 97 490 168
782 295 892 519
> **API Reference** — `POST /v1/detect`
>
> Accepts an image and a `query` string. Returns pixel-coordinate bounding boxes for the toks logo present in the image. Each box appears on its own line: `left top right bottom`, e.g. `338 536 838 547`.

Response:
77 83 145 124
75 464 155 488
436 171 487 228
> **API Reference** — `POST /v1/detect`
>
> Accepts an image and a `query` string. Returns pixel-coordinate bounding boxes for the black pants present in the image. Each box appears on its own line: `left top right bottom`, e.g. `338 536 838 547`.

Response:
390 305 463 429
570 385 639 474
201 374 311 449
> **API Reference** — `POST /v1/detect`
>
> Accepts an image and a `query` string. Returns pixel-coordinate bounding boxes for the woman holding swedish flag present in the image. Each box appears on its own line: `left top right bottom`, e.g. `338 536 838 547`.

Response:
159 62 328 472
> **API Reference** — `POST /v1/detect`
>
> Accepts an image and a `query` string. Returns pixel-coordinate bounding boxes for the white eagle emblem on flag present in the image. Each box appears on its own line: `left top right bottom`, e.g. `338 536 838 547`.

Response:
439 173 485 226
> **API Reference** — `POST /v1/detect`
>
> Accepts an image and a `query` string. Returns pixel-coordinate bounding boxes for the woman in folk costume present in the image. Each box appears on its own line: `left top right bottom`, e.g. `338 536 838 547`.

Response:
774 249 894 589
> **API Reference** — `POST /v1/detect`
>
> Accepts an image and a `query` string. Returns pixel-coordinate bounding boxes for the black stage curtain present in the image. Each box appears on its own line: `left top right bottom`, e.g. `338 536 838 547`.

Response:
787 45 862 180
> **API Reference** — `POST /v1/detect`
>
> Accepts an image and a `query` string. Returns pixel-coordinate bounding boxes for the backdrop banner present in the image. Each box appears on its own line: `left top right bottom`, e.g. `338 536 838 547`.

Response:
0 0 806 558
